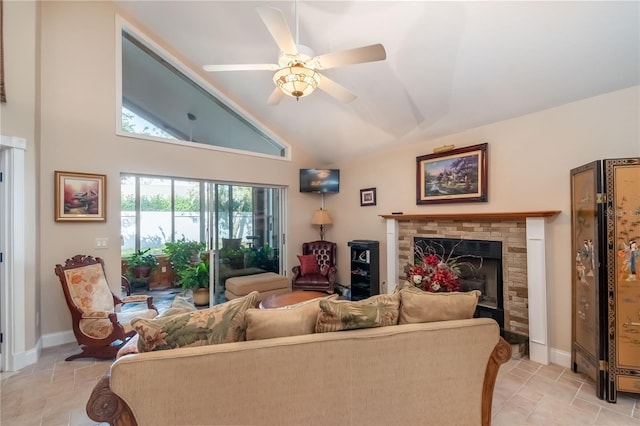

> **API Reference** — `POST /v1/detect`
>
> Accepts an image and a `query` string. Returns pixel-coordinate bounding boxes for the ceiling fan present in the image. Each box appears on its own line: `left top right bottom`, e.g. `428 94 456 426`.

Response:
202 6 386 105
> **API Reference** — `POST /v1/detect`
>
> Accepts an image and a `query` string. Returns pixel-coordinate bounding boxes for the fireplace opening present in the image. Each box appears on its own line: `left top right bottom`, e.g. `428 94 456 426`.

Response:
413 237 504 330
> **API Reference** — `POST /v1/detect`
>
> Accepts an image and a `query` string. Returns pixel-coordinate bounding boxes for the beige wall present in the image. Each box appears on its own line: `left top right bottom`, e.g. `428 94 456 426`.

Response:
3 0 639 361
36 1 320 339
328 85 640 354
0 0 39 348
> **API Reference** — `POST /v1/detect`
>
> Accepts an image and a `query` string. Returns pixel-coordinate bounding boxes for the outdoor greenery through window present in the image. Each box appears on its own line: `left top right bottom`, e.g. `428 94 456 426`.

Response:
121 174 284 304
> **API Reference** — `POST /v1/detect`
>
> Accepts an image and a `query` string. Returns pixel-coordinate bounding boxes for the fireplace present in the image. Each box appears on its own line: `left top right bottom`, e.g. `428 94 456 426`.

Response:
414 237 504 329
382 211 560 365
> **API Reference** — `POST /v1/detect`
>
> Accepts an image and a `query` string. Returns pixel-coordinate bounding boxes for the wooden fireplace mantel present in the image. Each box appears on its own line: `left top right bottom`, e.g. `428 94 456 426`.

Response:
382 209 561 365
379 210 560 221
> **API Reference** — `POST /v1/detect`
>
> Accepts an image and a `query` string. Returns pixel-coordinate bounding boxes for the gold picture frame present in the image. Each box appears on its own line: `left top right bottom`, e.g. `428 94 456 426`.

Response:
416 143 488 205
54 171 106 222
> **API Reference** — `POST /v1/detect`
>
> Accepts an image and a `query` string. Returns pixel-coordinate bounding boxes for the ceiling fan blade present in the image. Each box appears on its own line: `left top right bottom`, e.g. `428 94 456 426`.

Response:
318 74 357 103
256 7 298 55
312 44 387 70
267 87 285 106
203 64 279 72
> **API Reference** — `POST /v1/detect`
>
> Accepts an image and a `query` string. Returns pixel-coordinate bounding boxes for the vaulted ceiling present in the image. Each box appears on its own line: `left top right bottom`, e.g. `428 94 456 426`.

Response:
115 1 640 165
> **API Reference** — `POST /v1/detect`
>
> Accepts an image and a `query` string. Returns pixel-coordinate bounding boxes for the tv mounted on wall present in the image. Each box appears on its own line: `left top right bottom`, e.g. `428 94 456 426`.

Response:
300 169 340 193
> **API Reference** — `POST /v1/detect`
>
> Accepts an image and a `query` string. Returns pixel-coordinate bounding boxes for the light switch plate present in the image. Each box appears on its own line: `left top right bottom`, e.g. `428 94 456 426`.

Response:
95 238 109 249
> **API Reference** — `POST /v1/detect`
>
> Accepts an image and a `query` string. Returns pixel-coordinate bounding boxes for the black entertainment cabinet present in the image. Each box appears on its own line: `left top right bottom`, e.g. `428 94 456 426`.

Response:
348 240 379 301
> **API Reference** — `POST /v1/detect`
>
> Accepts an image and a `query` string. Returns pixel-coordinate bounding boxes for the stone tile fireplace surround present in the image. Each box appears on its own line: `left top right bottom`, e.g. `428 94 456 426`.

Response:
381 211 560 365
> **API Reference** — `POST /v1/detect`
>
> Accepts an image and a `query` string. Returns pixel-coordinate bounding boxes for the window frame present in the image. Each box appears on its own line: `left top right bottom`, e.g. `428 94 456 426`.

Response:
115 15 291 161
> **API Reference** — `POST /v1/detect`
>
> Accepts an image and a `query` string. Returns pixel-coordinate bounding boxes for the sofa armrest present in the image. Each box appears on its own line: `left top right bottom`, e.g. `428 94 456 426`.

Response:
87 374 137 426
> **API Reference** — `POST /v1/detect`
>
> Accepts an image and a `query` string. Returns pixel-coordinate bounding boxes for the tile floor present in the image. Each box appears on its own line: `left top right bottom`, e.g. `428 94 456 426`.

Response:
1 343 639 425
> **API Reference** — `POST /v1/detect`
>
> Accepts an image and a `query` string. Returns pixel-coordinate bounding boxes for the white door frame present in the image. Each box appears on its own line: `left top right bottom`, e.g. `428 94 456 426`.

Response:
0 135 27 372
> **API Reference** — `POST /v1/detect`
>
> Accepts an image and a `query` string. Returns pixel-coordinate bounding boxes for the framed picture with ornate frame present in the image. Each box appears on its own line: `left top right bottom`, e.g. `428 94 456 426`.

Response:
416 143 488 205
360 187 376 206
54 171 106 222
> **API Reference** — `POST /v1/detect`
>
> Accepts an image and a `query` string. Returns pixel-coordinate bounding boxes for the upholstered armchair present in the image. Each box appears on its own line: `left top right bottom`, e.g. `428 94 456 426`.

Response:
291 240 337 293
54 255 158 361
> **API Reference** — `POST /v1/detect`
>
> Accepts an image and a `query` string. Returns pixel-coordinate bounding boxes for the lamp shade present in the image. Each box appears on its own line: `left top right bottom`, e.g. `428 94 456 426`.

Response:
273 64 320 100
311 209 332 225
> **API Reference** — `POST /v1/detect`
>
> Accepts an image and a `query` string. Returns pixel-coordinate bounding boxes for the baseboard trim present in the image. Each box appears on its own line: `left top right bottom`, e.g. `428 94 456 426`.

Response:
42 330 76 348
550 347 571 368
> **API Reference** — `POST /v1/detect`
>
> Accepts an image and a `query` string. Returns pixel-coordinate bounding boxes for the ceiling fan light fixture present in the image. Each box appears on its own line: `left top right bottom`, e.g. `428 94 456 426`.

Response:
273 64 320 100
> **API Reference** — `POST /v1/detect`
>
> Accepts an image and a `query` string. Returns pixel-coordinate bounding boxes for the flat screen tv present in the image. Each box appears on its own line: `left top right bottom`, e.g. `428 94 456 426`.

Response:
300 169 340 193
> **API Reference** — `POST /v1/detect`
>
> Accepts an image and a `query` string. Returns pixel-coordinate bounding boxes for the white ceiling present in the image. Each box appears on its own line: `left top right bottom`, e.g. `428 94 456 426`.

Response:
115 1 640 165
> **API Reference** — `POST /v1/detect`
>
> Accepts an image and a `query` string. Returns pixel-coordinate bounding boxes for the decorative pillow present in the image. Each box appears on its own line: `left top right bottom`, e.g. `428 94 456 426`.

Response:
315 293 400 333
398 287 481 324
158 295 197 317
116 334 141 358
132 291 259 352
297 254 320 276
245 294 338 341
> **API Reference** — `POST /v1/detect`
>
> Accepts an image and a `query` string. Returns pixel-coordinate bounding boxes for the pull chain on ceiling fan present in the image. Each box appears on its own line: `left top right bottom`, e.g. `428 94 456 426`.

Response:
202 4 386 105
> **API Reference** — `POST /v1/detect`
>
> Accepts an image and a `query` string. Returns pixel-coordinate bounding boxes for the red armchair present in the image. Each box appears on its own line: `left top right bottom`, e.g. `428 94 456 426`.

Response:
291 240 337 293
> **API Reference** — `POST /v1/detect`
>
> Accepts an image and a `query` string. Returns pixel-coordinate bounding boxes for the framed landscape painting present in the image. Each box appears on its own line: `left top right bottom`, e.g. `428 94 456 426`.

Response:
416 143 488 205
55 171 106 222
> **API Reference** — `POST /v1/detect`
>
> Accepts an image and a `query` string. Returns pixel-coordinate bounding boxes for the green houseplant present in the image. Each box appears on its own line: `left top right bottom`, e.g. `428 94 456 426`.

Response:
178 258 210 305
219 245 246 269
163 238 206 277
125 248 159 280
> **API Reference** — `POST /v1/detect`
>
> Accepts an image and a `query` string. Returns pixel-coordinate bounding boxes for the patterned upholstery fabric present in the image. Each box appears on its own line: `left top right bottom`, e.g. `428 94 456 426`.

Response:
64 264 115 313
116 296 198 358
55 254 158 361
132 291 259 352
315 293 400 333
63 263 156 339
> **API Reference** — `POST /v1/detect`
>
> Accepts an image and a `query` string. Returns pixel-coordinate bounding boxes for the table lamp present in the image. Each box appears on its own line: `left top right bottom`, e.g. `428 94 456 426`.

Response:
311 209 332 240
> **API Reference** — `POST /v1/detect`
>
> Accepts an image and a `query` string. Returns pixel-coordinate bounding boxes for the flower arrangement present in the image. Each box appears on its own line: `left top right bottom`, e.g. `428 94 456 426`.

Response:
404 241 481 292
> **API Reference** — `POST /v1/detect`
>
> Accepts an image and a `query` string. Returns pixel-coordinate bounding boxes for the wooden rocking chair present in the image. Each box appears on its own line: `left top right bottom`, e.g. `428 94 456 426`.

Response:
54 254 158 361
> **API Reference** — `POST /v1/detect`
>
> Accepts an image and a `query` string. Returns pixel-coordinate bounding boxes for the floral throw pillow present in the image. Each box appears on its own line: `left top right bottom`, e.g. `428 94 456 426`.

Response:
398 286 481 324
315 293 400 333
297 254 320 276
132 291 259 352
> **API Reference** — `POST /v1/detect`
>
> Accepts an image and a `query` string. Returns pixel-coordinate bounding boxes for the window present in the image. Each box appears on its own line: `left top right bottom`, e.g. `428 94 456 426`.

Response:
117 18 289 159
121 174 285 304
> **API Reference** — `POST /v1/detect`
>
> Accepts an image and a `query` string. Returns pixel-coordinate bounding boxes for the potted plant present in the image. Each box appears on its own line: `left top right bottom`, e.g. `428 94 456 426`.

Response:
219 245 246 269
245 243 278 272
125 248 159 281
163 238 206 278
178 258 210 306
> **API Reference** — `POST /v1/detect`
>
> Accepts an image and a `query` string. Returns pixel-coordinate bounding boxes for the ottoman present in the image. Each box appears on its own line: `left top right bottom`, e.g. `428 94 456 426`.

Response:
225 272 289 302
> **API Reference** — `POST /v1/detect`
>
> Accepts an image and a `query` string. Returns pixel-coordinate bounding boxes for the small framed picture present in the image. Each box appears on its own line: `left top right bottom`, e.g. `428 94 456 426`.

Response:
54 171 106 222
360 187 376 206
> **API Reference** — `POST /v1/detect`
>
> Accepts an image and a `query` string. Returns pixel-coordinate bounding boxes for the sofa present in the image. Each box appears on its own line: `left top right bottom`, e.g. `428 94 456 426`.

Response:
87 309 510 425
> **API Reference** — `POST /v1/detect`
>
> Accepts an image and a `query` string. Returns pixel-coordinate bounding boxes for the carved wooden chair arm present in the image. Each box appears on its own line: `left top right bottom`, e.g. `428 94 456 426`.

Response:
81 311 112 319
121 295 151 303
120 295 157 312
